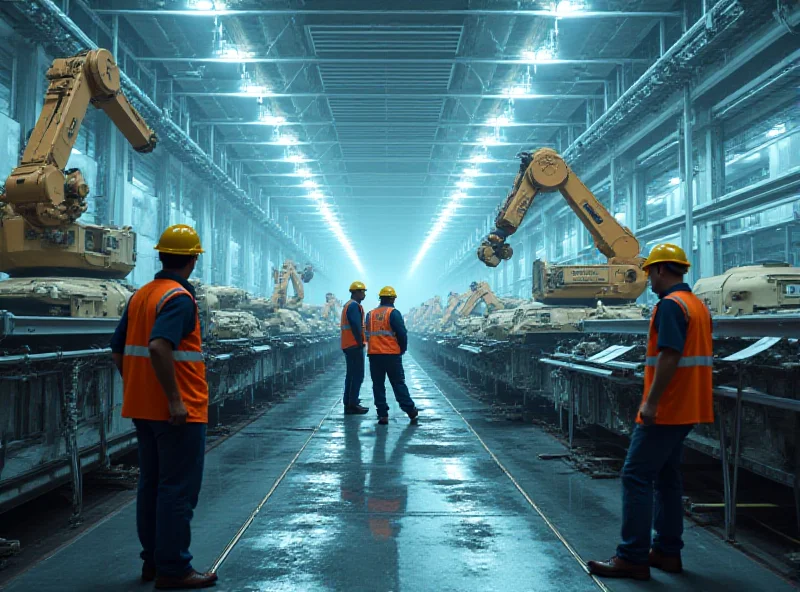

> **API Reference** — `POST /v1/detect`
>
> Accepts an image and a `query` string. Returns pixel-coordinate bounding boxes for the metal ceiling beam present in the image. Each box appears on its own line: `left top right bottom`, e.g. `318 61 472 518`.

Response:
176 91 602 99
220 140 554 146
133 57 651 65
95 9 682 18
235 158 522 163
258 184 508 189
248 172 516 177
196 120 576 128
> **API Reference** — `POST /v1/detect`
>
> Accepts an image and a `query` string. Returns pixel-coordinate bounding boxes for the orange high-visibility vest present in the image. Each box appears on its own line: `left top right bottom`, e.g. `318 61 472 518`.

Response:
121 279 209 423
638 291 714 425
340 299 365 350
367 306 401 355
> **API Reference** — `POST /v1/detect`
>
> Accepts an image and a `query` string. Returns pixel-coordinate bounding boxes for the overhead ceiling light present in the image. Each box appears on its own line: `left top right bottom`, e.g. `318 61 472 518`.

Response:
317 200 365 275
258 113 285 125
488 115 511 126
479 135 502 146
285 153 309 163
504 85 530 97
553 1 585 15
410 198 462 275
669 177 681 186
275 135 298 146
309 190 324 200
301 179 317 188
295 167 313 178
470 154 491 164
189 0 216 10
522 47 555 63
241 83 270 96
766 123 786 138
451 191 467 200
216 45 253 60
463 167 480 177
456 180 474 189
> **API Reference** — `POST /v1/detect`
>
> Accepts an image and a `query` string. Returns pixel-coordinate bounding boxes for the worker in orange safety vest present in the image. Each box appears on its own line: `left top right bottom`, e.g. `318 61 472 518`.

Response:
589 244 713 581
341 281 369 414
366 286 419 425
110 224 217 590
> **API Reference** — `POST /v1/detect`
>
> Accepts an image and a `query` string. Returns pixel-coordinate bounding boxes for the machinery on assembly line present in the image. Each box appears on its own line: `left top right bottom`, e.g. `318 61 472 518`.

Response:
478 148 646 305
271 259 314 309
0 48 156 322
0 49 338 531
693 263 800 315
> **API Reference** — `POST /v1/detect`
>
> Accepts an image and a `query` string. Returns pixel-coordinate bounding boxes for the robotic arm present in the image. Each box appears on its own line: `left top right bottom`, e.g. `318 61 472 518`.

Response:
271 260 314 308
477 148 646 304
478 148 640 266
3 49 157 228
458 281 505 317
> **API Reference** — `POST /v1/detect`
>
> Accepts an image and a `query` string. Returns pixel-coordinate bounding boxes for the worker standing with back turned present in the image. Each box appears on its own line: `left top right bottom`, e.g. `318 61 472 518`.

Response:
341 281 369 414
110 224 217 590
589 244 713 581
366 286 419 425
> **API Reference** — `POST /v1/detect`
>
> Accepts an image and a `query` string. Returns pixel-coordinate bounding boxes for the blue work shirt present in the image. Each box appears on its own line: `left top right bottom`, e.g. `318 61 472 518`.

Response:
110 271 197 354
365 304 408 354
345 300 365 349
652 282 694 353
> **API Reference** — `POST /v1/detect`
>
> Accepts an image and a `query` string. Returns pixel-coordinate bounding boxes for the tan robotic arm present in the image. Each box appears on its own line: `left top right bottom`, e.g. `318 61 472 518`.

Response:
321 292 341 321
3 49 157 228
271 260 314 308
477 148 646 304
458 281 505 317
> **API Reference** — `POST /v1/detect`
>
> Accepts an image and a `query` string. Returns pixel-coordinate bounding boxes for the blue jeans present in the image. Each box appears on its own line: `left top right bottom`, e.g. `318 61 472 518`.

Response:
369 354 416 417
134 419 206 577
617 424 693 565
343 347 365 406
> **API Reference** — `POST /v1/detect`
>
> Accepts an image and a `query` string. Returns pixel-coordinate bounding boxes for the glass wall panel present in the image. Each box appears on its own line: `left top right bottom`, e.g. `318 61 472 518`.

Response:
723 101 800 194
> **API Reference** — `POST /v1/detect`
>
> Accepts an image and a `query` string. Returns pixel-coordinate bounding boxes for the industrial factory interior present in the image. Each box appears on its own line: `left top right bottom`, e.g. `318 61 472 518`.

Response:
0 0 799 590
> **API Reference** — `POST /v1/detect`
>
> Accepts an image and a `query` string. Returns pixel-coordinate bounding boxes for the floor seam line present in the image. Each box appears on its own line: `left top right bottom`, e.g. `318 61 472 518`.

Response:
410 354 615 592
208 381 342 574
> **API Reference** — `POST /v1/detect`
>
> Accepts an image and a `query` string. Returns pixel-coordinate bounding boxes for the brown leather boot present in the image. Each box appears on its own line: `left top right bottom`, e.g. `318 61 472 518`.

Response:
650 549 683 573
155 569 218 590
587 556 651 581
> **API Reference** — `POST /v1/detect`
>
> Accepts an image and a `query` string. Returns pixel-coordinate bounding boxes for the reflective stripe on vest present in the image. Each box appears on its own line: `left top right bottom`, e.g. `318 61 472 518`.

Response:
121 279 209 423
645 355 713 367
639 291 714 426
341 299 365 349
124 344 205 362
367 306 401 355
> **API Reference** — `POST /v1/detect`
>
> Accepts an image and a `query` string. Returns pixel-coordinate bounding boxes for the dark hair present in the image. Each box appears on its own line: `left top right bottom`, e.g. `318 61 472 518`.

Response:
159 252 195 270
656 262 689 276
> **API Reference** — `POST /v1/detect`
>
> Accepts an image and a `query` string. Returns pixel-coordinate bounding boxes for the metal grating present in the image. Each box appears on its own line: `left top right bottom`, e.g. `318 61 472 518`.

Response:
309 25 463 55
327 98 445 122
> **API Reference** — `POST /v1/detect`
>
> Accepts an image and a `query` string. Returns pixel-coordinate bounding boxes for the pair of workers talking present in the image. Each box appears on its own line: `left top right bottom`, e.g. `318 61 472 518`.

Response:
340 282 419 425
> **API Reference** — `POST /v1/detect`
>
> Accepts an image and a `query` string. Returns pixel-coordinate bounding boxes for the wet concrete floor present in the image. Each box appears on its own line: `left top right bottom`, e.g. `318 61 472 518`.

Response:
5 354 796 591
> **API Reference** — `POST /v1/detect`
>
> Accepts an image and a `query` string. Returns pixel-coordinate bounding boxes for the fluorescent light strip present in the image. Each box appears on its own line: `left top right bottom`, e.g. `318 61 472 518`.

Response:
315 199 365 275
409 194 464 275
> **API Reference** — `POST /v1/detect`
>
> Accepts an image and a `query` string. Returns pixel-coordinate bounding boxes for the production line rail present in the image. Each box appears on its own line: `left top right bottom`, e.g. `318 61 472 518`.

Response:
3 356 793 592
0 313 338 520
413 312 800 547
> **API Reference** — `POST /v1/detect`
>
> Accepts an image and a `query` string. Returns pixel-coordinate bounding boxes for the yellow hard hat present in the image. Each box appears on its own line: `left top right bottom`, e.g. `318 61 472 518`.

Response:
349 281 367 291
642 243 690 271
154 224 204 255
379 286 397 298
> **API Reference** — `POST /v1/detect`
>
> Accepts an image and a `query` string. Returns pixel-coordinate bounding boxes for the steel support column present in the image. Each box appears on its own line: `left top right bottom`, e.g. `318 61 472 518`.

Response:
683 84 694 284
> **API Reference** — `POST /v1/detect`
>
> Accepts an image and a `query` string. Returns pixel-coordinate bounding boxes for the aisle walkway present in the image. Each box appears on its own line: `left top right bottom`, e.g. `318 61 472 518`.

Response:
5 355 796 592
